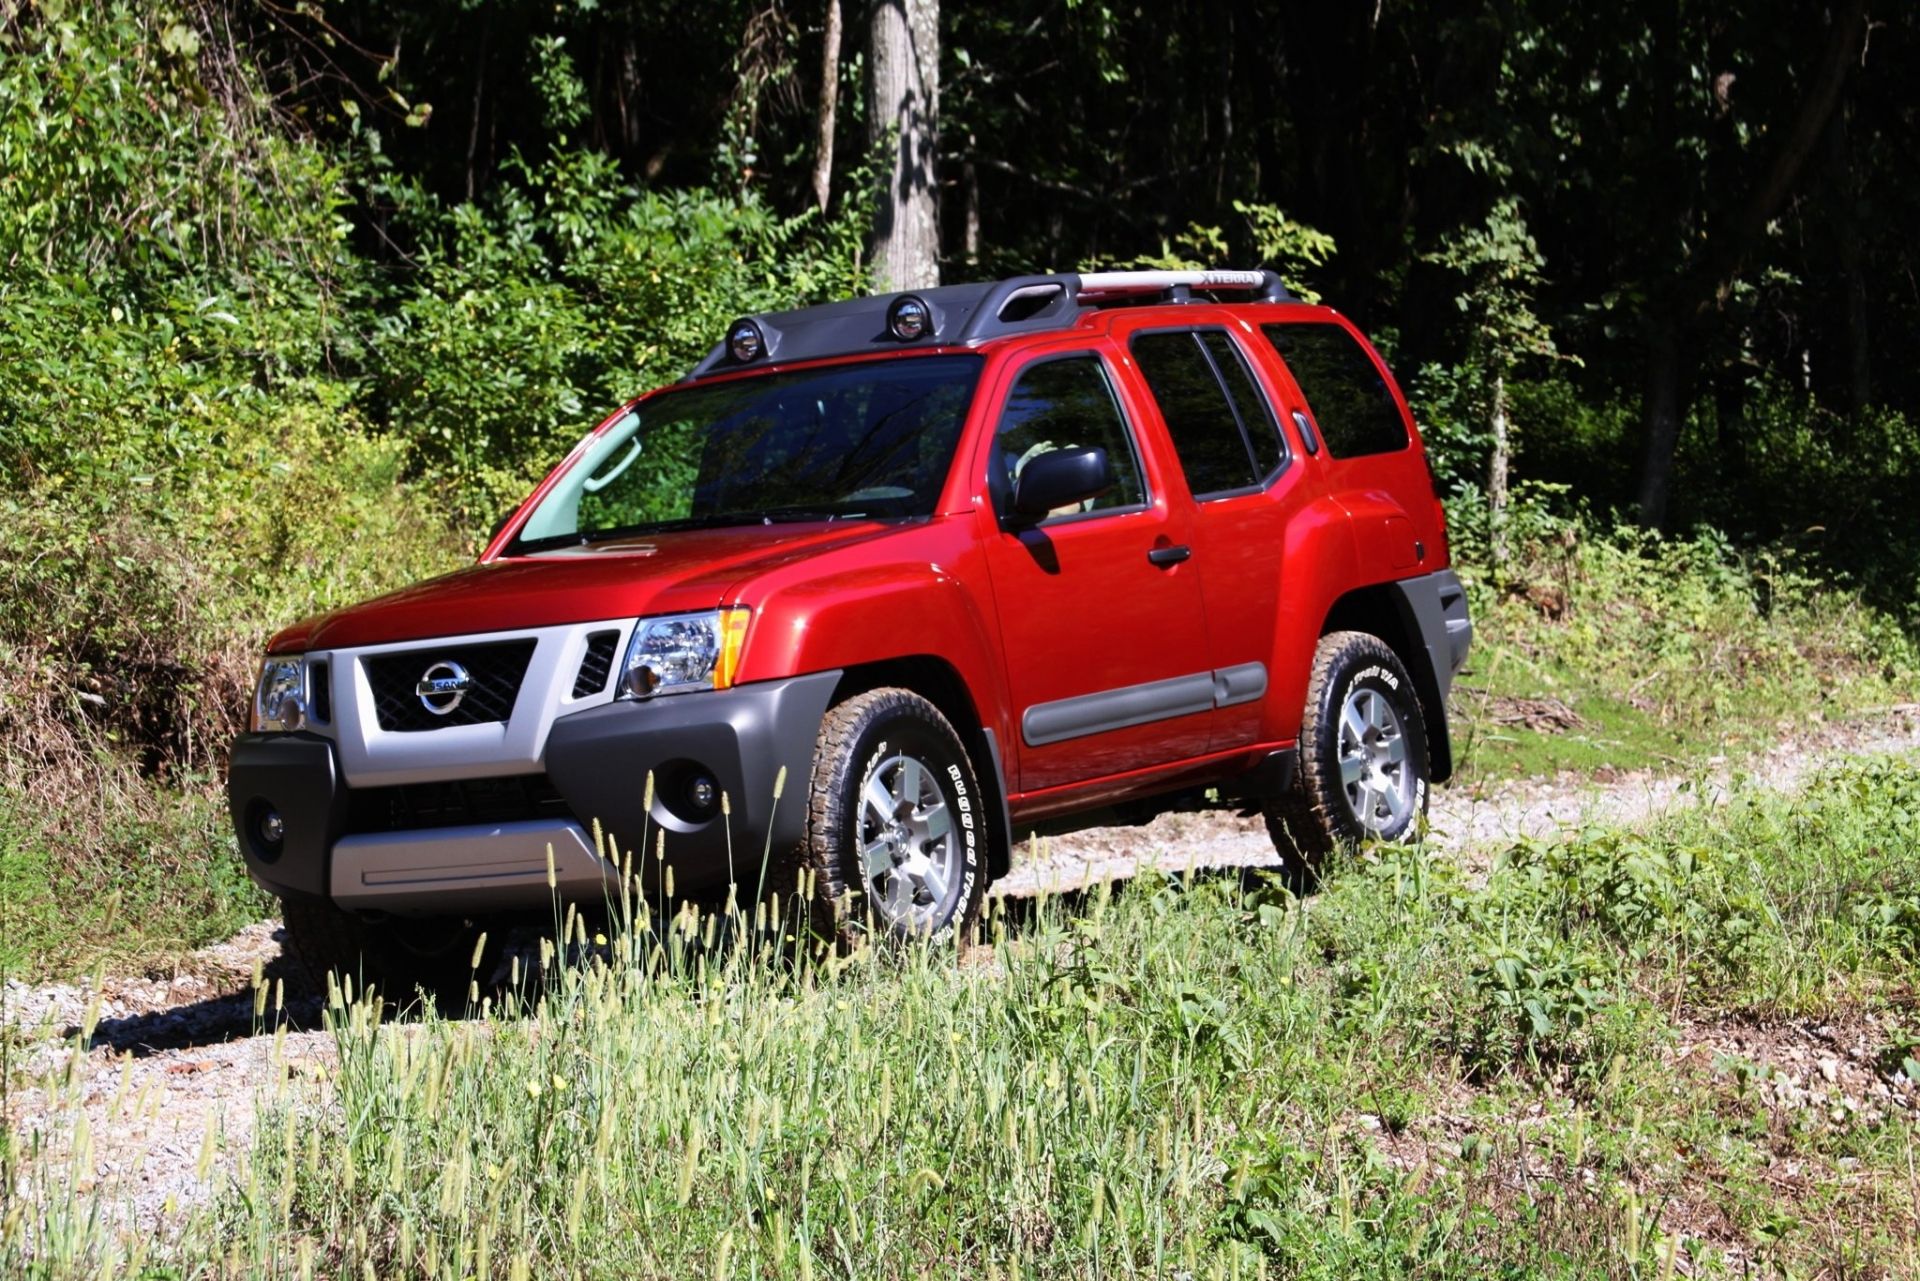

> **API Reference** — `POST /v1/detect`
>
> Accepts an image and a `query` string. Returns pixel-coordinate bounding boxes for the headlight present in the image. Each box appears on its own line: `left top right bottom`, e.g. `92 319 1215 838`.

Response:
619 609 750 698
252 657 308 732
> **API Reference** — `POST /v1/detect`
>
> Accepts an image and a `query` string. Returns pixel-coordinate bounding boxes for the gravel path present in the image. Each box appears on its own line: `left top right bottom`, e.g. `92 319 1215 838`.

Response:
1000 704 1920 893
6 705 1917 1230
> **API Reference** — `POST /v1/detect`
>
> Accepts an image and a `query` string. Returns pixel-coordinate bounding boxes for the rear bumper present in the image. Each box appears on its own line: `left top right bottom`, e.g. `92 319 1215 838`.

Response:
227 671 841 915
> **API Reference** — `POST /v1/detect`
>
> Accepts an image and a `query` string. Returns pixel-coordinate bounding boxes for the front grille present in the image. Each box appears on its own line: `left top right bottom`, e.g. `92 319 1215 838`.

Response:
308 660 332 724
572 630 620 698
344 774 576 835
363 639 537 732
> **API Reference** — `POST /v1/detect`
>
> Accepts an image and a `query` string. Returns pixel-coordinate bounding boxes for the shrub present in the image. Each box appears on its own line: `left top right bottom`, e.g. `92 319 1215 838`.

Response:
365 147 873 525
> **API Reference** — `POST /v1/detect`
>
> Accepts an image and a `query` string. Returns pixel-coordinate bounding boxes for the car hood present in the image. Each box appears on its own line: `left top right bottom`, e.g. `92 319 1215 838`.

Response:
271 521 908 652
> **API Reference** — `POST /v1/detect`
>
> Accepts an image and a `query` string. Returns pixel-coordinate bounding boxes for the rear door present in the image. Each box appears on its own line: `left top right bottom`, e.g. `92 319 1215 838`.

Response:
1115 317 1314 751
974 343 1212 794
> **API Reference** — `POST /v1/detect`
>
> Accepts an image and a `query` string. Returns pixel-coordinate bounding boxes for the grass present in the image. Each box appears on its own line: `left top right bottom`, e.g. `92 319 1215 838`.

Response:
4 758 1917 1277
0 789 269 982
1447 520 1917 786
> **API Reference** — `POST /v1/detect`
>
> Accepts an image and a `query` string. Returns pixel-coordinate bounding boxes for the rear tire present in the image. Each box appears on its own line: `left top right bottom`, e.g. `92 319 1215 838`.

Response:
794 688 987 950
279 897 487 1012
1263 631 1429 889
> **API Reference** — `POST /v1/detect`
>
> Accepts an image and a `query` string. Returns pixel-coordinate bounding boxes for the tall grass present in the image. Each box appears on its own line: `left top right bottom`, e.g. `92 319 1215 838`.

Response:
6 760 1917 1277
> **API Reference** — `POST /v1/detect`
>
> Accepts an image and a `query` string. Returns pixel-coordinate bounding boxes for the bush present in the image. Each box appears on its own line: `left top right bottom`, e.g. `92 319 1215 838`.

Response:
0 3 461 973
366 147 873 525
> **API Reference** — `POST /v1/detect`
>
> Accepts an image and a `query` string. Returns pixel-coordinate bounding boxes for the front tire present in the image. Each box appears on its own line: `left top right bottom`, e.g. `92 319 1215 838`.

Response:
797 688 988 949
1264 631 1430 888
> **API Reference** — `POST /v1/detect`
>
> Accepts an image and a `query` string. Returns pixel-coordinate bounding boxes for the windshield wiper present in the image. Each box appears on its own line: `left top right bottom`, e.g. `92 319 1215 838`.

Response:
756 506 870 524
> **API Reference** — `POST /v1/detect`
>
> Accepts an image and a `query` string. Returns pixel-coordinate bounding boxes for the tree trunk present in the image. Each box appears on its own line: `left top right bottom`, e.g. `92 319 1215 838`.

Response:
810 0 843 214
465 17 489 202
962 147 980 268
868 0 940 292
1826 103 1871 416
1488 369 1511 571
1636 314 1686 528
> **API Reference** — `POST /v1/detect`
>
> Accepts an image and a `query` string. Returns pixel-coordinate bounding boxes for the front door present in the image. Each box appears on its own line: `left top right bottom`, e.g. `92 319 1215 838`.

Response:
976 347 1212 794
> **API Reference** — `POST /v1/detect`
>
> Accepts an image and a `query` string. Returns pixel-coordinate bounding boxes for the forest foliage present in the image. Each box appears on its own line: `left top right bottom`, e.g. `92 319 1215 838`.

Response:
0 1 1917 967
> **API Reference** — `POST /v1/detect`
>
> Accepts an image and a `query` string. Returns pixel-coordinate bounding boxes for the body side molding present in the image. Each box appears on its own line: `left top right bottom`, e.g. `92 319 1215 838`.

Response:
1021 663 1270 748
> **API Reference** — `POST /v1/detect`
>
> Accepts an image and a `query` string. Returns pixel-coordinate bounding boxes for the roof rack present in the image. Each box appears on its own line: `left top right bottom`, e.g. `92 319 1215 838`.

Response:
684 268 1296 379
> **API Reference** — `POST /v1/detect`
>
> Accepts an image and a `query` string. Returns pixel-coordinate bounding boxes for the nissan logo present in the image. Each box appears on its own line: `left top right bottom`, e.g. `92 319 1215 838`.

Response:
415 660 474 715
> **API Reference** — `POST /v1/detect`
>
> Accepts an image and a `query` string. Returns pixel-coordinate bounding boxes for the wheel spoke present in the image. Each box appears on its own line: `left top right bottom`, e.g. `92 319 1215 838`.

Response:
882 869 915 921
1353 780 1379 825
861 837 894 881
916 859 950 907
917 800 951 841
1339 751 1366 787
863 775 896 827
899 756 928 807
1341 701 1368 749
1382 731 1407 765
1364 690 1389 730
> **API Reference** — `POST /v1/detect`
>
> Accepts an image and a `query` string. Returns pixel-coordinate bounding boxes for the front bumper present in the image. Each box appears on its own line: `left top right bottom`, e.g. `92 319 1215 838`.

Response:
228 671 841 915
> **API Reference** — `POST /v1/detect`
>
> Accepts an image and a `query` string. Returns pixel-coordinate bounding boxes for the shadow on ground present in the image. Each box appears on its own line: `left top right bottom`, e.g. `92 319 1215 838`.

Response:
68 865 1290 1057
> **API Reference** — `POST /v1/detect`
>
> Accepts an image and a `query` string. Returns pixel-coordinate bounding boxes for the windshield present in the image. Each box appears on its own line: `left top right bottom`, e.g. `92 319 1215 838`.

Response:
511 354 984 551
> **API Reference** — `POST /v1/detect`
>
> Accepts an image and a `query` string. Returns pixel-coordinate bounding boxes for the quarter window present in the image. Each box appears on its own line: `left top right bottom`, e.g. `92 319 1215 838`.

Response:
1260 322 1409 457
992 356 1145 517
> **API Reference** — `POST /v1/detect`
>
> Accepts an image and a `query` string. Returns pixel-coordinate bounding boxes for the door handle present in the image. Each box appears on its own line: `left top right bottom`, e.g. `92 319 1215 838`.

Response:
1147 544 1192 567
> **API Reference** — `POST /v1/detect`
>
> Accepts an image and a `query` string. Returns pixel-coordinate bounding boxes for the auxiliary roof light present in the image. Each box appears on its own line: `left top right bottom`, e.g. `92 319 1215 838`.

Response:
727 318 765 363
887 294 932 342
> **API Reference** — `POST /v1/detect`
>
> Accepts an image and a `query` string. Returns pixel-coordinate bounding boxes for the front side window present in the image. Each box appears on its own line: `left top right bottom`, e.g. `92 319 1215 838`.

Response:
511 355 982 550
990 355 1146 518
1260 322 1409 457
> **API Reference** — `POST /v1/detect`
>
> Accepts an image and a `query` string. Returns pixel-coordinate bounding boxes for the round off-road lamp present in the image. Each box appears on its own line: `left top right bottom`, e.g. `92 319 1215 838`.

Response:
727 319 765 363
887 295 931 342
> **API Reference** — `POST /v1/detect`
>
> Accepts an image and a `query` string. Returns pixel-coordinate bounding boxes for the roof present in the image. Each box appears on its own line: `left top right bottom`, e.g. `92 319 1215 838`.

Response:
683 269 1296 380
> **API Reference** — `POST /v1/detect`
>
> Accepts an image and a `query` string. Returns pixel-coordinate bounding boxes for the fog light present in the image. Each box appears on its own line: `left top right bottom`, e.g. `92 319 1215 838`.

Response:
258 807 285 846
687 773 719 815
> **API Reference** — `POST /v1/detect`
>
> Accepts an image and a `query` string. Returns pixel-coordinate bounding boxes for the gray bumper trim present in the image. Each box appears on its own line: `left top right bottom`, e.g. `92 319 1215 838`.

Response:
331 819 613 915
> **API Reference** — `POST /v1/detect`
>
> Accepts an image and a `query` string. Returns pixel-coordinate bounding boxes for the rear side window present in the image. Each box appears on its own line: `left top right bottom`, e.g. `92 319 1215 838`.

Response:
1130 330 1284 498
1261 322 1409 457
1198 332 1288 478
992 355 1146 517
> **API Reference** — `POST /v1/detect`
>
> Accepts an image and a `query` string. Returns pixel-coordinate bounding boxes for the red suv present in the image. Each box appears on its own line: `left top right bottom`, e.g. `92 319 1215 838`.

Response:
229 269 1471 989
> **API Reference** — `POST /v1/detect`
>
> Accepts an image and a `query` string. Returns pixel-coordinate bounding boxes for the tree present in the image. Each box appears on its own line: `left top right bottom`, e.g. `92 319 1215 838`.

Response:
1630 0 1870 527
810 0 844 213
868 0 941 291
1426 196 1563 572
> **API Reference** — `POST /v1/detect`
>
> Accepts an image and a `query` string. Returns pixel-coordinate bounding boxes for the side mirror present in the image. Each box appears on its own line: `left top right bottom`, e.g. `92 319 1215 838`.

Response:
1009 446 1114 520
